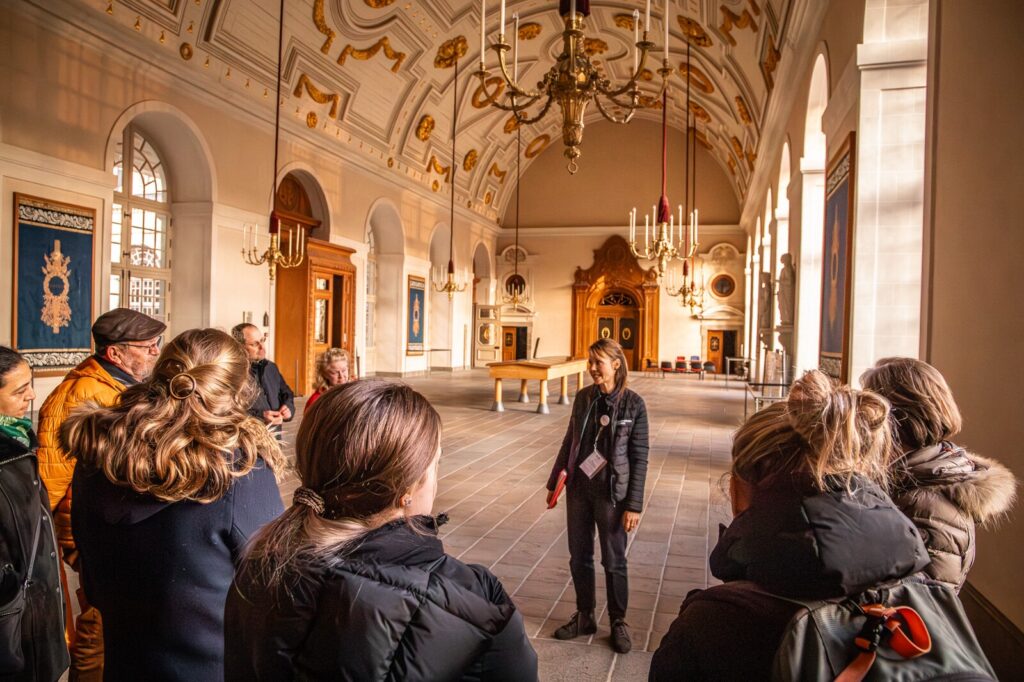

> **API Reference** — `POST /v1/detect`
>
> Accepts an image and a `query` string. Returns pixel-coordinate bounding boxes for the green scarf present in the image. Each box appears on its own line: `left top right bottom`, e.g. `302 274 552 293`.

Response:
0 415 32 448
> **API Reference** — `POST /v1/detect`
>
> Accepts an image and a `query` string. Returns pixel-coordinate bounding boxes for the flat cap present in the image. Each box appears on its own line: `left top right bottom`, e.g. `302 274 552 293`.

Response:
92 308 167 347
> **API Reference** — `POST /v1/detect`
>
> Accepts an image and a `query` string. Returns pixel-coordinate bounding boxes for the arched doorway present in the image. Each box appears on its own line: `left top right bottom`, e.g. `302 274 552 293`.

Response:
571 235 659 370
364 200 405 375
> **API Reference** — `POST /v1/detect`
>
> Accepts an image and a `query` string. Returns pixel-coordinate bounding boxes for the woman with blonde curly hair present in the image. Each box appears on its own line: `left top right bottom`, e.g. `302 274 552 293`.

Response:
306 347 350 408
61 328 285 681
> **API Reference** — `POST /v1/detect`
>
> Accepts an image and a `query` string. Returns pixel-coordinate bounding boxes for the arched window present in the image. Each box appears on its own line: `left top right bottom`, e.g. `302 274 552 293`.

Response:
110 127 172 322
365 230 377 355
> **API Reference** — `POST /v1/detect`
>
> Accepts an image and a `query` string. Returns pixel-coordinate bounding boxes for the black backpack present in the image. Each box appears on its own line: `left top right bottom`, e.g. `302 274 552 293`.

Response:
768 578 995 681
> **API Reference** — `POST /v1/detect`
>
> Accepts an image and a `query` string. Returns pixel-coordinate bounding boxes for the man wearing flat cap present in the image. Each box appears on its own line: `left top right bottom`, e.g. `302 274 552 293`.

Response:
36 307 166 681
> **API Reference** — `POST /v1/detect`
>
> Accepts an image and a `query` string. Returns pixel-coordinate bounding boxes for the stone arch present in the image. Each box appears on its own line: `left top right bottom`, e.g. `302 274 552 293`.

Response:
472 240 493 305
364 199 406 374
428 221 453 362
275 162 331 240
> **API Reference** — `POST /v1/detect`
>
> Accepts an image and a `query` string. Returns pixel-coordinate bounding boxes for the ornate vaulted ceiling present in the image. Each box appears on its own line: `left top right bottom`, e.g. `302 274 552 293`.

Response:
81 0 794 223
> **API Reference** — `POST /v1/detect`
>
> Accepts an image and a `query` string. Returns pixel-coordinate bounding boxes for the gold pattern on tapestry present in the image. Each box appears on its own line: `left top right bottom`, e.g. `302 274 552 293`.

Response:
473 77 505 108
338 37 406 73
435 35 468 69
719 7 758 47
689 101 711 123
678 16 713 47
416 115 435 141
679 63 713 93
488 163 508 184
761 36 781 89
463 149 479 171
503 115 520 134
294 74 341 119
41 240 72 334
735 95 752 125
583 38 608 56
525 134 551 159
518 22 542 40
426 155 452 183
313 0 336 54
179 43 193 60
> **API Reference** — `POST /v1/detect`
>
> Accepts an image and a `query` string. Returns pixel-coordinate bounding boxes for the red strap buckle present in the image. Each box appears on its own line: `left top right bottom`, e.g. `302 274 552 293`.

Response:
836 604 932 682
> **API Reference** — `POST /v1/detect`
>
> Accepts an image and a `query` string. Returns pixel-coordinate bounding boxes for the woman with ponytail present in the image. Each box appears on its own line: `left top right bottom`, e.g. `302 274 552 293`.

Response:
651 371 932 679
61 328 284 681
225 380 537 681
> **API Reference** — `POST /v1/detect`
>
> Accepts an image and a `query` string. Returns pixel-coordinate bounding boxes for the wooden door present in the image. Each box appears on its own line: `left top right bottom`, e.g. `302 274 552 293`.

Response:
707 330 725 373
310 270 334 373
597 306 638 370
502 326 517 361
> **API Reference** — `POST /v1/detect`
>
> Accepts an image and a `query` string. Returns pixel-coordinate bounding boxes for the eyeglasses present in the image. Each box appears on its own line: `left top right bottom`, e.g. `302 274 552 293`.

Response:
120 338 162 353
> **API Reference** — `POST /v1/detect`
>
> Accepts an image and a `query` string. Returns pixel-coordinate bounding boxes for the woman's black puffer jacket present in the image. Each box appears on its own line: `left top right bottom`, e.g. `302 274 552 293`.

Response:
225 515 538 681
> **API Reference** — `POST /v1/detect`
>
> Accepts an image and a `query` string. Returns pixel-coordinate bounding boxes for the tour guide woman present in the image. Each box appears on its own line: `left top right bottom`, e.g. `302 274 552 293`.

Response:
546 338 649 654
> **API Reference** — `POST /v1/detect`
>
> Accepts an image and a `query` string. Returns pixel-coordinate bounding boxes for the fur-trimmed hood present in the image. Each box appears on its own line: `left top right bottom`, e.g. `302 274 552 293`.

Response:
899 442 1018 527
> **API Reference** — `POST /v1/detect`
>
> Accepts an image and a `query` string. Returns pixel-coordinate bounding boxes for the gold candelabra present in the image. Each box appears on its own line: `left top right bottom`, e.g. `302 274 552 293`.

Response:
477 3 669 173
432 260 469 300
666 259 705 316
241 214 306 283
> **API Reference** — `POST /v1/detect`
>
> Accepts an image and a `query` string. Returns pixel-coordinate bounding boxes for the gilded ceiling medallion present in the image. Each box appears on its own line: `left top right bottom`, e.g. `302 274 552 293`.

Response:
679 63 713 94
432 180 440 192
640 69 654 82
338 37 406 73
388 157 395 168
463 149 479 171
735 96 752 124
434 35 468 69
313 0 336 54
727 155 737 175
179 43 193 61
583 38 608 56
639 95 662 109
294 74 341 118
484 191 493 205
761 36 781 90
472 77 505 108
306 112 319 128
416 115 435 141
503 115 519 134
518 22 542 40
731 136 744 156
613 14 635 30
524 134 551 159
719 8 758 47
745 148 757 170
677 16 713 47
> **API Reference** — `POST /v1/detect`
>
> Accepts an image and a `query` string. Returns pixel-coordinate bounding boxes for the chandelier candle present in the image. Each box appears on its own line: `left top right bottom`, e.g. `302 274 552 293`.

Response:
479 0 486 70
633 10 639 72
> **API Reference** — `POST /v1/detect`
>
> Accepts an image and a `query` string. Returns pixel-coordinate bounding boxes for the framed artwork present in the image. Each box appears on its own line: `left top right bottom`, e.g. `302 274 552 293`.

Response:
819 132 856 381
12 193 96 372
406 275 425 355
710 274 736 298
477 305 497 320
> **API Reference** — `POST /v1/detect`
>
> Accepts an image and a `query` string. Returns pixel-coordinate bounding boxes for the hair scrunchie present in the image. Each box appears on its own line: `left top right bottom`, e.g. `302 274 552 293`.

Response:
293 487 326 515
168 372 197 400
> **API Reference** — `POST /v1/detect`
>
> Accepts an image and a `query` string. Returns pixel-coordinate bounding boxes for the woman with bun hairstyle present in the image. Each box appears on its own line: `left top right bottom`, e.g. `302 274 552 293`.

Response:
650 371 931 679
61 328 285 681
861 357 1017 591
226 380 537 681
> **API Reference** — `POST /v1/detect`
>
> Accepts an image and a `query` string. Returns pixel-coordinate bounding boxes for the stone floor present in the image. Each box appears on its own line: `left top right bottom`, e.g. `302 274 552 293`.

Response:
280 369 741 680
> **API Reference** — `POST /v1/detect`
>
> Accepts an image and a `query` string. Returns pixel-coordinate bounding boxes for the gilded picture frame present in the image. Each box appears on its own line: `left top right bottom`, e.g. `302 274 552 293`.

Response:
819 132 856 382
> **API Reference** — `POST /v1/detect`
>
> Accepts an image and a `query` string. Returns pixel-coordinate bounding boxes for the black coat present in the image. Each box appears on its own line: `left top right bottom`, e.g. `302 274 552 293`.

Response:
248 359 295 420
649 475 930 680
71 455 283 681
0 432 68 682
547 384 650 512
225 516 539 681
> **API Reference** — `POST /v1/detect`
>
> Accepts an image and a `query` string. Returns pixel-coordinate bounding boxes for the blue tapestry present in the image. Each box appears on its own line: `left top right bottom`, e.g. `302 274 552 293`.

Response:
14 195 95 370
407 276 425 355
819 139 854 380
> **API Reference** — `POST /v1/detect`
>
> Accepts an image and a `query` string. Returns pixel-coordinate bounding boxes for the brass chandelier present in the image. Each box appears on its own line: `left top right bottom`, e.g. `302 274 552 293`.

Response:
432 58 469 300
477 0 671 173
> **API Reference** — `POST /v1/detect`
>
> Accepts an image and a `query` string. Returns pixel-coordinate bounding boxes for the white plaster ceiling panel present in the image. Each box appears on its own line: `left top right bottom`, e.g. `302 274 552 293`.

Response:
75 0 795 220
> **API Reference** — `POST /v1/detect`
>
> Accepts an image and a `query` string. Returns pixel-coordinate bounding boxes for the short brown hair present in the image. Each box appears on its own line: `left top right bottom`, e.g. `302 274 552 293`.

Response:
588 338 628 393
860 357 962 452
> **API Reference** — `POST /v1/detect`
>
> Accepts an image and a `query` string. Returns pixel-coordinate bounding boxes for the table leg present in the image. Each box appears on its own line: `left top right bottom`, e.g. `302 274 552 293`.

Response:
518 379 530 403
536 379 550 414
558 375 570 405
577 371 585 395
491 378 504 412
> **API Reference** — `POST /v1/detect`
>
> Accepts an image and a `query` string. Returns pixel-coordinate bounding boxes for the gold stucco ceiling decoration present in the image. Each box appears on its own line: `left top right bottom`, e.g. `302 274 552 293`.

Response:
488 162 508 184
720 7 759 47
735 95 752 125
640 69 654 81
678 16 713 47
689 101 711 123
364 0 397 7
613 14 636 30
679 63 714 94
338 37 406 73
294 74 341 119
583 38 608 56
484 191 493 205
524 134 551 159
416 115 435 141
463 149 479 171
434 35 468 69
472 77 505 108
518 22 542 40
313 0 335 54
761 36 781 90
306 112 319 128
731 136 744 156
503 115 520 134
426 155 452 182
745 148 756 171
179 43 193 60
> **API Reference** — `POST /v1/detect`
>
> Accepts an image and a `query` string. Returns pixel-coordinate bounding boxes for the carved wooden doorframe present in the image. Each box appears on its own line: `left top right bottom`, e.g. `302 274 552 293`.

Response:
571 235 659 370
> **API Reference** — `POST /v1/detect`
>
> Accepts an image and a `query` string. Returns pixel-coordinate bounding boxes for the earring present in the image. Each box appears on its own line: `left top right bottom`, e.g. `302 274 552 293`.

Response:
403 497 412 507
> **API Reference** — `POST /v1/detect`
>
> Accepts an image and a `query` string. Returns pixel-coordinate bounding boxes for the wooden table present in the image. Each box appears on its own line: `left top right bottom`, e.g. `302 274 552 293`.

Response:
487 357 588 415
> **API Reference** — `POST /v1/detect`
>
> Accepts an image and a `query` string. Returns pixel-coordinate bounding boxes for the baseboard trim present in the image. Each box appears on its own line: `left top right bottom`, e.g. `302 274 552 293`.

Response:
960 580 1024 679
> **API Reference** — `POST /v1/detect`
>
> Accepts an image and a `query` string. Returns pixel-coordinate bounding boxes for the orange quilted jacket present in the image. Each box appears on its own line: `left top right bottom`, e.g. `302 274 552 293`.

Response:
36 357 125 561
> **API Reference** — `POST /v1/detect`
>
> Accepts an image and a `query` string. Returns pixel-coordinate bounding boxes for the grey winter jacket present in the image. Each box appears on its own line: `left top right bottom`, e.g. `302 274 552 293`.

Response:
892 441 1017 591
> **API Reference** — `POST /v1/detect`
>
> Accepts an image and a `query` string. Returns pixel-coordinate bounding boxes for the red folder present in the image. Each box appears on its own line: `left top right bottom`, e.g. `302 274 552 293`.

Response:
548 470 567 509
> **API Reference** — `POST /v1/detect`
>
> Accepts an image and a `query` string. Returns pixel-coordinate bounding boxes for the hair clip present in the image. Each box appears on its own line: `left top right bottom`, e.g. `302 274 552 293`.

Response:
168 372 197 399
294 486 326 514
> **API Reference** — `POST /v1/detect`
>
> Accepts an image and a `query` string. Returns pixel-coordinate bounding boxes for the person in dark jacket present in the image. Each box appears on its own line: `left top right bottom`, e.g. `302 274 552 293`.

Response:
61 329 285 681
226 380 538 681
650 371 932 680
0 346 68 682
861 357 1017 591
546 338 649 654
231 323 294 439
